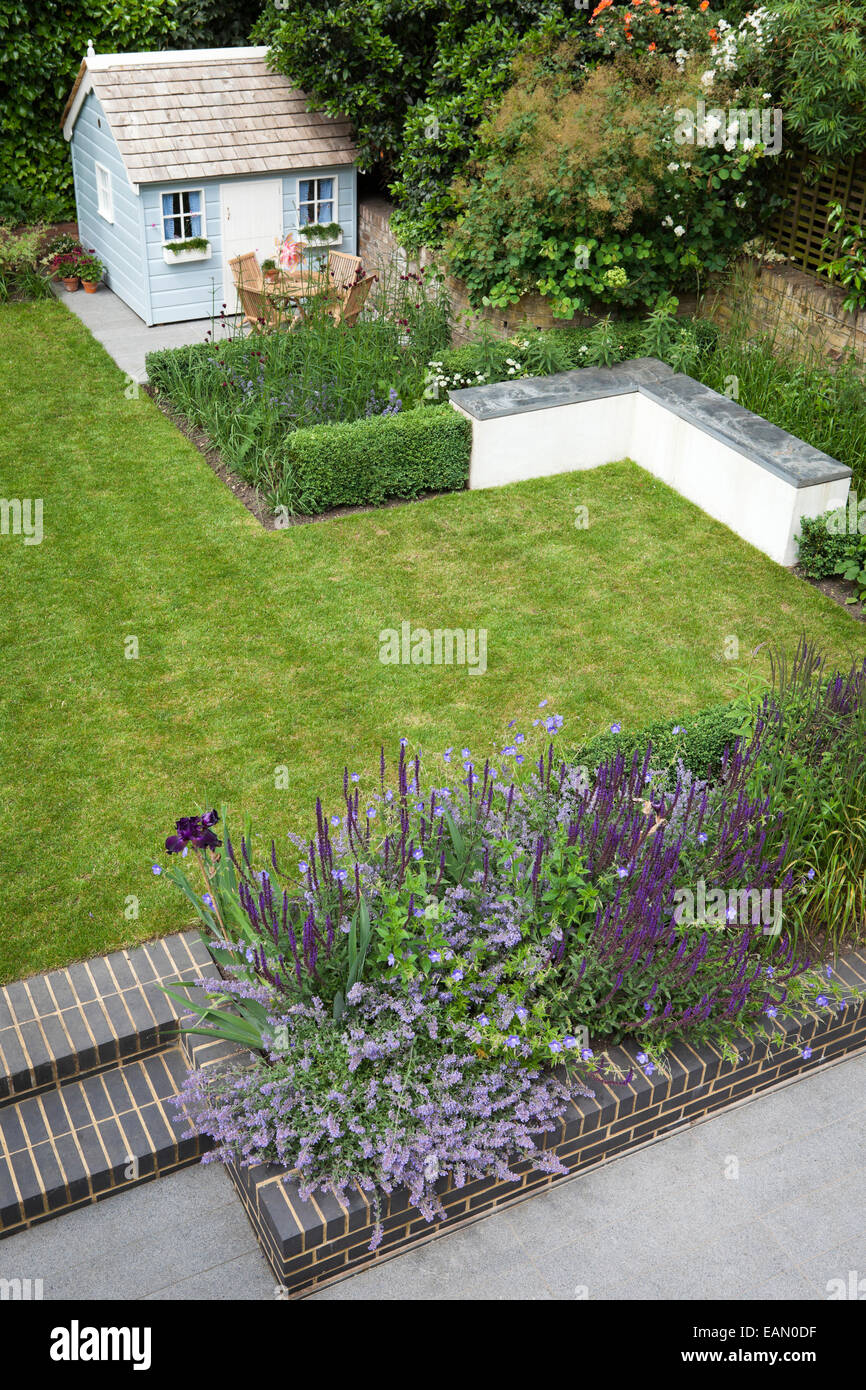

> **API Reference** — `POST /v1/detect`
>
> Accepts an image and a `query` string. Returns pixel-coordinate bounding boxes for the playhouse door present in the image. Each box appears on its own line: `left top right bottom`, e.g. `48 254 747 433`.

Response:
220 178 284 311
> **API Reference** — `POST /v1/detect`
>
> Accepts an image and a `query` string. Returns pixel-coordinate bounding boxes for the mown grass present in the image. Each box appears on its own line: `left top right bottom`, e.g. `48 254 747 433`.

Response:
0 298 862 982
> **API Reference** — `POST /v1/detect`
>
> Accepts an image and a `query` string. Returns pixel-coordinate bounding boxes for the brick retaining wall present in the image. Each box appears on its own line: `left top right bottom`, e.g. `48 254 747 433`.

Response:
188 948 866 1297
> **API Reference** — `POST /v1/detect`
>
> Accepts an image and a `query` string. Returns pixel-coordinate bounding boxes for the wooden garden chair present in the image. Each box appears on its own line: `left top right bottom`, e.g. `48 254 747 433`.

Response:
331 273 376 327
327 251 363 295
229 253 283 329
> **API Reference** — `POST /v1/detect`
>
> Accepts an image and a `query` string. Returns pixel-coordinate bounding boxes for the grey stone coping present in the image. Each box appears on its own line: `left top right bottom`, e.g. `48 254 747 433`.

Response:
449 358 851 491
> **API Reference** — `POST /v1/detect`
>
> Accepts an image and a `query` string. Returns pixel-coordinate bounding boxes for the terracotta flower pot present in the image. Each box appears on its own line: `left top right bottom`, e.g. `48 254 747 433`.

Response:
82 281 100 294
62 277 80 292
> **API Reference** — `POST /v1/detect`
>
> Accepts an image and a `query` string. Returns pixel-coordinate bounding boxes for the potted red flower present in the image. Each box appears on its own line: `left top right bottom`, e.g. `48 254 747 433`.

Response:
50 250 83 291
77 252 105 293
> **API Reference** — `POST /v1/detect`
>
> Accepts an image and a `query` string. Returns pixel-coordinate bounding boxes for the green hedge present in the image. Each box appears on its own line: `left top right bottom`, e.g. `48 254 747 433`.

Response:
572 700 746 781
271 404 472 514
795 510 859 579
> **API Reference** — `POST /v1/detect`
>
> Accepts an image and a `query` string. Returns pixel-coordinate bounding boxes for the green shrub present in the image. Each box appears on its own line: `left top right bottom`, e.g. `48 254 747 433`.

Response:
795 511 859 579
0 225 53 302
269 403 471 514
0 1 176 225
445 38 776 317
573 701 746 781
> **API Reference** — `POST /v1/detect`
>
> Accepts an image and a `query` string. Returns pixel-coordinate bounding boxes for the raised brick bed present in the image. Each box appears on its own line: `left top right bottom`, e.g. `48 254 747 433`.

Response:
183 947 866 1297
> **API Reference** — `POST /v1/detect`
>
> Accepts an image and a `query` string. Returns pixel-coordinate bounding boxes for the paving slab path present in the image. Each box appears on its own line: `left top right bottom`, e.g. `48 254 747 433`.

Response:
49 282 233 383
3 1050 862 1301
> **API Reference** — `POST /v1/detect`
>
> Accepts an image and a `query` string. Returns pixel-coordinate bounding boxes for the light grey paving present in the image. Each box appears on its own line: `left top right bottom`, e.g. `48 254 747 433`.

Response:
50 281 234 383
0 1162 275 1302
1 1052 863 1300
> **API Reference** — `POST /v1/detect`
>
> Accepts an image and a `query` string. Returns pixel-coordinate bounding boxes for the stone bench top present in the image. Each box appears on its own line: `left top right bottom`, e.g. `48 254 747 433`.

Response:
449 357 850 490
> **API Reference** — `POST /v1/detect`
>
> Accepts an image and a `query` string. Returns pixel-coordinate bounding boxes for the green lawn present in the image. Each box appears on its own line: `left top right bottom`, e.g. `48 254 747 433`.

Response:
1 298 862 982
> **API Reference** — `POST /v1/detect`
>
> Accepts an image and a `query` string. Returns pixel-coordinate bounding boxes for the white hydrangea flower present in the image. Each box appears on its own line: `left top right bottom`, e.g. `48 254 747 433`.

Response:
667 162 680 173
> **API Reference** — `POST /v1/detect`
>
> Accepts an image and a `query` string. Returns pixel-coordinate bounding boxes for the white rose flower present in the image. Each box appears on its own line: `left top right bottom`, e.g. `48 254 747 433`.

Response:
700 71 715 89
674 225 686 238
667 162 680 173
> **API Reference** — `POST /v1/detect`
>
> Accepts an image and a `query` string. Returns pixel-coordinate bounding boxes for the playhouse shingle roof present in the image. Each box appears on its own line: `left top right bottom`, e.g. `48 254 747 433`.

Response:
62 49 357 185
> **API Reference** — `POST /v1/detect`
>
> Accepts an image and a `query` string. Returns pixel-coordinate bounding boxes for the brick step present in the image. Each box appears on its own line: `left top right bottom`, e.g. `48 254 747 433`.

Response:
0 1045 206 1237
0 932 212 1106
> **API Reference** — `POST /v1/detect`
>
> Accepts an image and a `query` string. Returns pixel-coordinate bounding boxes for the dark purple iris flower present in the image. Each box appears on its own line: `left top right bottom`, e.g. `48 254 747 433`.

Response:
165 810 221 854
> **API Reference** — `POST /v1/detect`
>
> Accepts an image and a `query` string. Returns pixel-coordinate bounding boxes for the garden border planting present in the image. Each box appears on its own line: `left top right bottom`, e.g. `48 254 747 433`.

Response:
183 948 866 1296
449 360 852 567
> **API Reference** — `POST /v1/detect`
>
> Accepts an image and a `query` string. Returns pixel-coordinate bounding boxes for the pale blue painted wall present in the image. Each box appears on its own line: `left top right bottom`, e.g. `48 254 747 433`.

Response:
71 97 358 325
69 92 148 321
141 180 224 325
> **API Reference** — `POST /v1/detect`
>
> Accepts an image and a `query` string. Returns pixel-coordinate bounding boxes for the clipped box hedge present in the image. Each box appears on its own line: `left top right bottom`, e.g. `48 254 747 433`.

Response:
270 403 472 515
573 700 746 780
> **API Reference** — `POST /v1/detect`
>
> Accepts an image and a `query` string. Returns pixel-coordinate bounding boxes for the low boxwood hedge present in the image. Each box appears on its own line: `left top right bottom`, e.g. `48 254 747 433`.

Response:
269 403 472 514
572 699 746 780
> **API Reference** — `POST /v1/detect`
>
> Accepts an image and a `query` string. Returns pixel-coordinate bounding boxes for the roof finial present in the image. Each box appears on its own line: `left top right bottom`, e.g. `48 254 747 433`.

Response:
86 39 95 58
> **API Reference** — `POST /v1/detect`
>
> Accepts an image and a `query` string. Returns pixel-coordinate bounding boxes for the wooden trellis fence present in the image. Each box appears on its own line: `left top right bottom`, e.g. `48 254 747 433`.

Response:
768 148 866 272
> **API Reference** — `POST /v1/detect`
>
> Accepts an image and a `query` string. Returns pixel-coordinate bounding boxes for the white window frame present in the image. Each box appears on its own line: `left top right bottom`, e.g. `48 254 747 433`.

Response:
160 188 207 246
296 176 336 229
95 162 113 223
